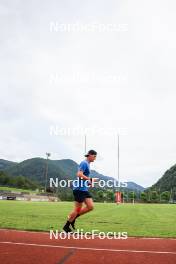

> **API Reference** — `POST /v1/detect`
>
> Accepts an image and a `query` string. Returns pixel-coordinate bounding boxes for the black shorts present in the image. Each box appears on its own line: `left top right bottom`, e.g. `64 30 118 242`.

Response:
73 190 92 203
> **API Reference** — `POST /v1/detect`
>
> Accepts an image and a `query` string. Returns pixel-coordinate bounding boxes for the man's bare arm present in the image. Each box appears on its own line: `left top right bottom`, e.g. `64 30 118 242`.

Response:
77 170 91 181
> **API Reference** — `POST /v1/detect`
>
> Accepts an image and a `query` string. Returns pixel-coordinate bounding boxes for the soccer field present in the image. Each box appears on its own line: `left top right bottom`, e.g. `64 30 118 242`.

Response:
0 201 175 238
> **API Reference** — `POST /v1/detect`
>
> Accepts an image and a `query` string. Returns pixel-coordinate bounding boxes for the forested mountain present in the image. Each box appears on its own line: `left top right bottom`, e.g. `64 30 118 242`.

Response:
0 158 144 191
150 164 176 192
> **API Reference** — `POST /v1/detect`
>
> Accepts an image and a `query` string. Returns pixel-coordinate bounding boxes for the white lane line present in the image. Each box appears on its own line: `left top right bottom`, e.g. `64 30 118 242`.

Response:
0 241 176 255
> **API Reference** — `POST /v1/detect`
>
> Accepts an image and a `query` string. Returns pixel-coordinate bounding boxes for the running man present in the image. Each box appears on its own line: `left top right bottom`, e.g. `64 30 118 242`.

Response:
63 149 97 233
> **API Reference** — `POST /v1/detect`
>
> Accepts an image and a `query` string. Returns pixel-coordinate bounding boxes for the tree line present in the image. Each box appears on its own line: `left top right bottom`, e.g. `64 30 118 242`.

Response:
0 171 40 190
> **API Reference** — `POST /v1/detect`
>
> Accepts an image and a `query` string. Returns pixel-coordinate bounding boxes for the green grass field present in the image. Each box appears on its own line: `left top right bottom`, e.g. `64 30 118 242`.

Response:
0 201 175 238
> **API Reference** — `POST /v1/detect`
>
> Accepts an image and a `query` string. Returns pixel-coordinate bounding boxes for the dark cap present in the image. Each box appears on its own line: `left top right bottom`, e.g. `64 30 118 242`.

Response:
85 149 97 157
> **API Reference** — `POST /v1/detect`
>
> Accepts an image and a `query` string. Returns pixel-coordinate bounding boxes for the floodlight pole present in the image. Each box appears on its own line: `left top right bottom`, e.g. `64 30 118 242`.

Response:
116 134 121 205
117 134 120 185
44 152 51 192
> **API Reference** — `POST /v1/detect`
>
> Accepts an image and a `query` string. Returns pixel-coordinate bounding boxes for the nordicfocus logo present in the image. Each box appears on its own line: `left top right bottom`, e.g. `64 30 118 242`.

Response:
49 178 127 188
50 230 128 240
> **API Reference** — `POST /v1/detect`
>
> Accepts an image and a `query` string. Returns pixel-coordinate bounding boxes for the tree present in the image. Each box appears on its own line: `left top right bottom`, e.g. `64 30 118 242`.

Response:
129 191 136 201
106 190 114 202
97 190 104 201
151 191 159 202
140 192 147 202
161 191 170 202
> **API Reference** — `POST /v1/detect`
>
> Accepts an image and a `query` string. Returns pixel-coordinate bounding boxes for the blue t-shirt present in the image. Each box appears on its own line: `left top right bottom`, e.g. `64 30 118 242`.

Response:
72 160 90 191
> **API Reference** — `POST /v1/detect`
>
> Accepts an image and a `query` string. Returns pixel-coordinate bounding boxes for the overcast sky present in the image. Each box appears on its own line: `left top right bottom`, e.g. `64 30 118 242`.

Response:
0 0 176 187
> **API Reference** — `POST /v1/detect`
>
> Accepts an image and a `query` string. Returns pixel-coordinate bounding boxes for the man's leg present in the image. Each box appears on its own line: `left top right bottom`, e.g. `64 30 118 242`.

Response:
78 198 94 216
63 199 94 232
68 202 82 222
63 202 82 232
69 198 94 230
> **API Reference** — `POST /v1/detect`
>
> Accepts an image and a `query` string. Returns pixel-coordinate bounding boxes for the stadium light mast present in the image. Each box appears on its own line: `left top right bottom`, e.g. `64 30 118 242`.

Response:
44 152 51 192
115 134 123 205
117 134 120 185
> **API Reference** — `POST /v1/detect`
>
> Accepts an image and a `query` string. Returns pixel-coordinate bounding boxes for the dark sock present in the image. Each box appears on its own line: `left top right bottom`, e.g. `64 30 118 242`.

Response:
63 220 70 229
65 220 71 227
63 220 72 233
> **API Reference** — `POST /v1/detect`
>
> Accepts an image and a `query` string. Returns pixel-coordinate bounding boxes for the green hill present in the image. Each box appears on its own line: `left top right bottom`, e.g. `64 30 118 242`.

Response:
150 164 176 192
91 170 145 191
0 158 144 191
2 158 74 185
0 159 17 170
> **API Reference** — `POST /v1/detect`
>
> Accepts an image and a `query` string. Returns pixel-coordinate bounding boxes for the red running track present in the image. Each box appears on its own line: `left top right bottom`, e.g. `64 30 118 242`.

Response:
0 229 176 264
